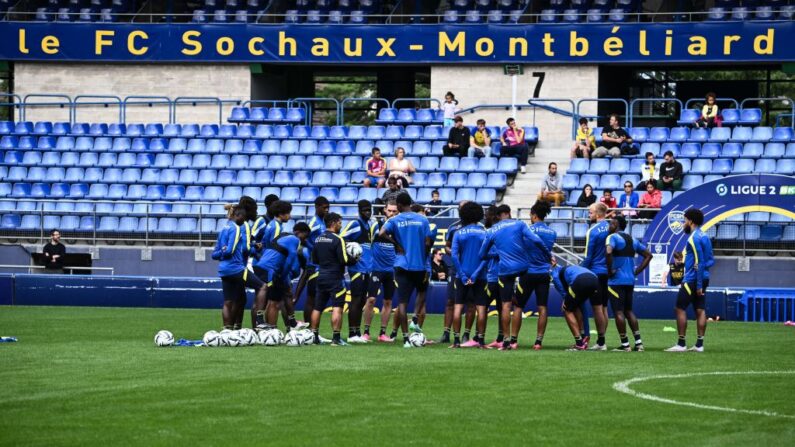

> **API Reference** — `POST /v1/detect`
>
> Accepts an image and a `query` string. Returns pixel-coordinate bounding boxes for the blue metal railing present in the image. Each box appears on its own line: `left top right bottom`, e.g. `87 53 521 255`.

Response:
73 95 123 123
526 98 577 138
738 289 795 322
628 98 683 127
0 93 23 120
122 96 173 124
173 97 223 125
740 97 795 127
391 98 442 109
340 97 390 126
457 104 529 115
576 98 629 124
684 97 739 111
22 94 74 123
288 97 341 126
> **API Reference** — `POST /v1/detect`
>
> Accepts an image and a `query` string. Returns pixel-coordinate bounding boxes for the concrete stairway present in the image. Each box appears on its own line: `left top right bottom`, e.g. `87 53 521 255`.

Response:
502 139 572 216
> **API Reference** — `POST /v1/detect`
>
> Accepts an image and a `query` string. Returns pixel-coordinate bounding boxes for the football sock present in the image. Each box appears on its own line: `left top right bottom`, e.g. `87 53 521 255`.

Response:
678 335 686 347
223 325 233 330
412 315 418 325
390 330 398 339
287 314 297 328
453 333 460 345
356 329 362 337
510 336 517 344
633 331 642 345
476 333 485 345
619 335 629 347
402 332 409 343
575 336 584 347
597 334 605 346
695 336 704 348
496 331 504 343
379 327 386 336
443 327 451 337
579 330 586 338
312 329 320 344
364 325 370 335
349 327 356 338
232 323 241 330
502 339 511 348
535 335 543 346
332 331 341 343
463 329 471 337
255 311 266 326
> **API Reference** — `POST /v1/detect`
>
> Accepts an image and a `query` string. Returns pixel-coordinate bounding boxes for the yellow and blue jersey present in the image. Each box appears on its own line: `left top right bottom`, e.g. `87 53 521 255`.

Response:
606 232 646 286
682 228 706 290
451 223 487 282
305 214 326 268
211 220 248 277
581 220 610 275
382 212 432 272
341 217 376 274
527 222 556 274
371 220 396 273
478 219 545 277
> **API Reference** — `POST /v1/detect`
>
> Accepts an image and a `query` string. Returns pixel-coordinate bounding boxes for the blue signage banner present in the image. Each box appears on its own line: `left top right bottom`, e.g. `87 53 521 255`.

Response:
642 174 795 285
0 21 792 63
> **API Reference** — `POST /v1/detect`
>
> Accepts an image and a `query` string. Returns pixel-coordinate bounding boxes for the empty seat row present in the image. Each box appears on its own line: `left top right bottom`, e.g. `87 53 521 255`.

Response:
0 183 499 205
706 6 794 22
0 214 228 233
677 108 762 126
567 157 795 176
226 107 305 124
593 125 790 145
626 142 795 159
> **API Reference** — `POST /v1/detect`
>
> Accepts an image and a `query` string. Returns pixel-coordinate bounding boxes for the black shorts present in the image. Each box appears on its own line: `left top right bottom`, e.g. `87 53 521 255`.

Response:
369 271 395 301
446 276 456 304
305 266 318 298
562 274 599 312
395 268 429 304
349 272 370 299
608 285 634 312
314 280 347 311
515 273 550 308
244 268 265 290
676 279 710 310
487 282 501 307
454 279 488 306
221 272 246 302
590 274 609 307
253 267 288 302
498 273 523 304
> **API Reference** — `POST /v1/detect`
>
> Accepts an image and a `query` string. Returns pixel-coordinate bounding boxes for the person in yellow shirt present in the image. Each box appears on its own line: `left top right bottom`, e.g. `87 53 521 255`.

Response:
468 119 492 158
571 117 596 159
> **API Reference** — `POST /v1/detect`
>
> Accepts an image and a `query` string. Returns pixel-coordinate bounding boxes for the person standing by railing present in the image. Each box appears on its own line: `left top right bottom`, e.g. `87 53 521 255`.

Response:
42 229 66 274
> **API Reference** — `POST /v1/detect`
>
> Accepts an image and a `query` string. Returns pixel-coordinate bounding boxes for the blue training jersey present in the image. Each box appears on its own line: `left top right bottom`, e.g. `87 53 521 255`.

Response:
341 217 376 273
682 228 707 290
254 234 302 282
486 245 499 283
426 222 439 273
305 214 326 268
212 220 248 277
451 223 488 282
581 220 610 275
251 216 268 244
698 230 714 281
478 219 545 277
551 265 597 297
382 212 431 272
606 232 647 286
527 222 556 274
371 220 396 273
445 220 462 274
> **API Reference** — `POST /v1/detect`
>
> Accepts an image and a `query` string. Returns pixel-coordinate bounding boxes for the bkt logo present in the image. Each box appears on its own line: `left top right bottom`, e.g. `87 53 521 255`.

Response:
716 184 728 196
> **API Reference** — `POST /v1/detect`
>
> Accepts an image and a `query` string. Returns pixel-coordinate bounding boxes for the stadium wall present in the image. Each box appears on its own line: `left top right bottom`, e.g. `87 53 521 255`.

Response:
12 62 250 123
0 273 739 321
430 65 599 141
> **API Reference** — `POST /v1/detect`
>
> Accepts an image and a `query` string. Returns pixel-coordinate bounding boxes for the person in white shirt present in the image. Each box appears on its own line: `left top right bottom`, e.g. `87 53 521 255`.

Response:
637 151 659 191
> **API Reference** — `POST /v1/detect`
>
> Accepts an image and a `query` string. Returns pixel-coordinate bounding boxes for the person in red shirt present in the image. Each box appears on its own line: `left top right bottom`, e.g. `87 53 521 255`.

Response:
638 180 662 219
600 189 617 209
363 147 386 188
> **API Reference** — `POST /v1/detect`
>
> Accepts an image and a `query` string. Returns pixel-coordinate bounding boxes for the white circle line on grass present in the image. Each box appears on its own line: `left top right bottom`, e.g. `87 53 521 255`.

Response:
612 371 795 419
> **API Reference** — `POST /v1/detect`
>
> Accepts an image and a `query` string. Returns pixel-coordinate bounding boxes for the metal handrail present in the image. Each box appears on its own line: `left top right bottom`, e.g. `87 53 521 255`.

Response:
576 98 629 124
340 97 390 126
684 97 739 111
457 103 528 115
240 100 292 108
122 96 173 124
73 95 123 124
22 94 74 123
0 93 23 120
0 265 115 275
526 98 577 138
173 97 223 125
629 97 683 127
288 97 341 126
391 98 442 109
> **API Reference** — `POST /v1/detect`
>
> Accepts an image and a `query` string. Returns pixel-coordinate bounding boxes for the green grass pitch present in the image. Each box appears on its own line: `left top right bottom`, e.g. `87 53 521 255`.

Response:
1 306 794 446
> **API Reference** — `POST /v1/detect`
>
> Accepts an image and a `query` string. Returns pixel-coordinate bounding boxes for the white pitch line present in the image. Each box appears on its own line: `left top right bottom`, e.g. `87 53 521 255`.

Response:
612 371 795 419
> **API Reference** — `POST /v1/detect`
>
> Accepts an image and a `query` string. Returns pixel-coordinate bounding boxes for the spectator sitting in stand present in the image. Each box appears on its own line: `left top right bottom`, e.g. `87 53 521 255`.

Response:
363 146 386 188
379 176 403 207
500 117 529 174
430 248 448 282
618 181 640 217
426 190 443 216
600 189 617 209
444 116 470 157
659 150 684 191
440 91 460 127
576 184 597 208
42 229 66 274
388 146 415 187
571 117 595 160
695 92 719 128
593 114 634 158
638 180 662 219
538 162 565 206
637 151 659 191
468 119 492 158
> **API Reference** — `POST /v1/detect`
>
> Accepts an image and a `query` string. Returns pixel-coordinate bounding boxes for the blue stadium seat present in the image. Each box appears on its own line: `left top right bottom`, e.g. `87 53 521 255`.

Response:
712 158 733 174
682 175 702 190
385 125 403 140
600 175 621 191
691 159 713 174
688 128 709 143
750 126 772 143
731 6 750 20
755 159 776 174
770 127 793 143
465 10 482 23
669 127 689 143
699 143 720 158
732 158 754 174
779 5 795 20
709 127 731 142
568 158 589 174
776 159 795 174
729 126 751 143
742 143 764 158
762 143 785 158
579 174 600 189
721 142 742 158
647 127 669 143
420 157 439 172
590 158 610 174
677 109 700 126
707 7 727 20
395 109 416 124
376 108 397 124
739 108 762 126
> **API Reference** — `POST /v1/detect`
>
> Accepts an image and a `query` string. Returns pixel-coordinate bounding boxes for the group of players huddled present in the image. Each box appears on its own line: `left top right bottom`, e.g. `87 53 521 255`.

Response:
212 193 714 351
